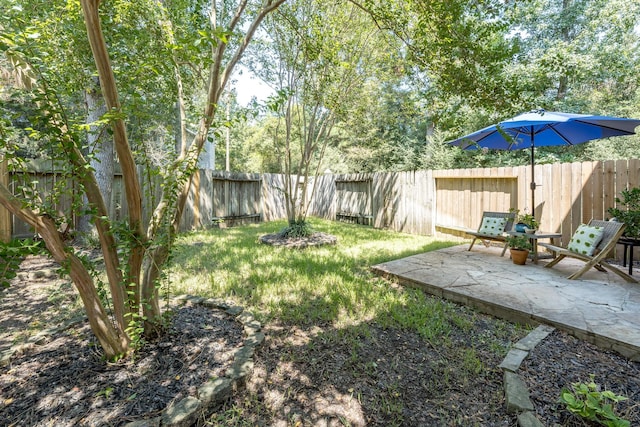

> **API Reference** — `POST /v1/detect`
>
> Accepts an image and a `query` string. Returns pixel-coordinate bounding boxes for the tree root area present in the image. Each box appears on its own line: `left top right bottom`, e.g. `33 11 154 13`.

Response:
259 232 338 248
1 297 244 426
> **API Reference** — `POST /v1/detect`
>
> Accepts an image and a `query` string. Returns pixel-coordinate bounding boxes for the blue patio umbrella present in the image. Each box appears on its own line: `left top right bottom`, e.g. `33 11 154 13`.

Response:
449 110 640 213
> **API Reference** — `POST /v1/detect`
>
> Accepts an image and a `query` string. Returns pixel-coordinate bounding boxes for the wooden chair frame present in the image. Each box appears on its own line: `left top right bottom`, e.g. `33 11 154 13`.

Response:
538 220 638 283
467 211 516 256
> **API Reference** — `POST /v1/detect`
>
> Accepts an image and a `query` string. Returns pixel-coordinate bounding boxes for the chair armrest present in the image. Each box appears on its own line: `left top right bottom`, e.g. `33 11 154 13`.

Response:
467 231 507 240
538 242 562 252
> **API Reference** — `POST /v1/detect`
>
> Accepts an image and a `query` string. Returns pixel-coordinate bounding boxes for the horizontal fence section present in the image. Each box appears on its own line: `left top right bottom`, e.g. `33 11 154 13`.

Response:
3 159 640 262
181 170 263 230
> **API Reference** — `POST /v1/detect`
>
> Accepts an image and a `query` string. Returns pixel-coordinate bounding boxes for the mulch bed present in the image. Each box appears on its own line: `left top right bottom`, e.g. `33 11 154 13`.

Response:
259 232 337 248
521 330 640 426
0 256 244 426
228 321 522 426
218 324 640 427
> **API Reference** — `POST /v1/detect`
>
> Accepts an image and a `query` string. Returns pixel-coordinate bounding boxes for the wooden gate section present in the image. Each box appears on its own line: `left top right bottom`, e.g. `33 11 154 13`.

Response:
209 172 262 228
335 177 373 225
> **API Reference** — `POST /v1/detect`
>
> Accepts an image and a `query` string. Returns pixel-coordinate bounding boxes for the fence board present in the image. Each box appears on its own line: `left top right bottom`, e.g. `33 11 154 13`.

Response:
0 158 9 242
615 159 629 213
581 161 596 225
592 162 604 222
570 162 583 235
603 160 616 218
629 159 640 195
539 163 551 224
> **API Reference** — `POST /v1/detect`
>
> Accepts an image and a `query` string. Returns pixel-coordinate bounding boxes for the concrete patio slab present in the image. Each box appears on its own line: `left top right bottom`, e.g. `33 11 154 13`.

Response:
372 244 640 361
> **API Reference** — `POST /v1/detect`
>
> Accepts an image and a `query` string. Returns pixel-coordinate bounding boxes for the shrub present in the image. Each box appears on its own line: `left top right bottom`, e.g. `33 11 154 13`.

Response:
559 375 630 427
505 234 532 251
278 220 313 238
608 187 640 239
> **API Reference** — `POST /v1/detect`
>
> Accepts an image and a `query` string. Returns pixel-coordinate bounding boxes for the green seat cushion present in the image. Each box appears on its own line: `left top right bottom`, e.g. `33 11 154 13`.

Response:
568 224 604 256
478 217 507 236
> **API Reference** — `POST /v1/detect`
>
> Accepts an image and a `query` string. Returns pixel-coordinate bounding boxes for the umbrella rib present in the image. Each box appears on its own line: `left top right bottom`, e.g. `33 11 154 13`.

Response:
507 128 526 149
544 126 574 145
573 119 638 135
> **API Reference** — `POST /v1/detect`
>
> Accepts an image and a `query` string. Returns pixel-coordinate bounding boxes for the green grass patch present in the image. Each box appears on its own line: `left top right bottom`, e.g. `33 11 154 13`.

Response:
167 218 522 350
169 219 448 320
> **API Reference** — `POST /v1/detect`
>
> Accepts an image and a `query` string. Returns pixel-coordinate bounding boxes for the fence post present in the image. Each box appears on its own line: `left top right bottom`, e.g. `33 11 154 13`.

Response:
0 156 10 242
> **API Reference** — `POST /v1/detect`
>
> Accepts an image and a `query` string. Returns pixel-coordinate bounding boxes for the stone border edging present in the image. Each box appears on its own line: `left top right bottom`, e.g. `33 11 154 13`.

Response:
124 294 264 427
498 324 555 427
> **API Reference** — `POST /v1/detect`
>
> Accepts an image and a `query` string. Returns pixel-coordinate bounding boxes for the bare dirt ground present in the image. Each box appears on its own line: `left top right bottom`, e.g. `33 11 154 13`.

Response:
220 321 640 426
1 253 640 426
0 255 244 426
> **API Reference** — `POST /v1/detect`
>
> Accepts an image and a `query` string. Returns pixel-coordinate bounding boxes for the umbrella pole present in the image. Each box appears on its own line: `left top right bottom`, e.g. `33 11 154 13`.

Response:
530 130 536 217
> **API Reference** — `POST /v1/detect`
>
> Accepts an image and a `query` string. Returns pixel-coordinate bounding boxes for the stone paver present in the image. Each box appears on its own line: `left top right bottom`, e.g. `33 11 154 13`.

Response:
372 244 640 360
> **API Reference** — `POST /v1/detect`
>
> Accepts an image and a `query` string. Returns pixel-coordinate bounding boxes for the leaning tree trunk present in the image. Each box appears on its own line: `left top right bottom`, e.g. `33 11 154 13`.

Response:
0 184 130 359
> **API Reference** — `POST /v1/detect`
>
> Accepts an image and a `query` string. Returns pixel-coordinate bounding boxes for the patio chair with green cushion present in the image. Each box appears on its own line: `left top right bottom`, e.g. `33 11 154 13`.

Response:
538 219 638 283
467 211 516 256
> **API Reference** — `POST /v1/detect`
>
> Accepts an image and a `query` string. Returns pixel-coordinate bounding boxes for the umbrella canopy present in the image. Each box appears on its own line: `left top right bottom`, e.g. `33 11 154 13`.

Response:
449 110 640 213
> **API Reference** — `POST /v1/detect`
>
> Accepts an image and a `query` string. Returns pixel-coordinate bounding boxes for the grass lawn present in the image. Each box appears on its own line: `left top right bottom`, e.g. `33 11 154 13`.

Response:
167 218 530 425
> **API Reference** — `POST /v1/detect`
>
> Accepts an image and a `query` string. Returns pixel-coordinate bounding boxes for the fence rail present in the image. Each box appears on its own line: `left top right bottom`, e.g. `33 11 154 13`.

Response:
2 159 639 262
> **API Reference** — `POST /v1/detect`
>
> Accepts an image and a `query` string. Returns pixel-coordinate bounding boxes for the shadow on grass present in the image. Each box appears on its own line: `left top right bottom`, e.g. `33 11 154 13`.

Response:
208 294 527 426
170 219 528 425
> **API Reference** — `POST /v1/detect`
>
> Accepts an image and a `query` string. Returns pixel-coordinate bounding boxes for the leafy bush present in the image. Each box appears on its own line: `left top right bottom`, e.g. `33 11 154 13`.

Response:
0 239 44 288
608 187 640 239
505 234 532 251
560 375 630 427
278 220 313 238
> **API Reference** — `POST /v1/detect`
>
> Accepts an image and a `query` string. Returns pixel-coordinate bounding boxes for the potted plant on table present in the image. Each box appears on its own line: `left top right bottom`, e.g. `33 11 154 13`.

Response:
519 213 539 234
505 234 533 265
510 208 539 233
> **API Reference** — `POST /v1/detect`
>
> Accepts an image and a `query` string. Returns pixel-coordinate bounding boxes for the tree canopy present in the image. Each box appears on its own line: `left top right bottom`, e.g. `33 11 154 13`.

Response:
230 0 640 173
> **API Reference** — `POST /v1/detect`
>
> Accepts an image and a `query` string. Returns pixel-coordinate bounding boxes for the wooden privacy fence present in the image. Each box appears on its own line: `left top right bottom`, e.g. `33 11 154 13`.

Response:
302 171 434 236
3 159 640 263
2 166 264 238
3 161 164 239
433 159 640 252
181 170 262 229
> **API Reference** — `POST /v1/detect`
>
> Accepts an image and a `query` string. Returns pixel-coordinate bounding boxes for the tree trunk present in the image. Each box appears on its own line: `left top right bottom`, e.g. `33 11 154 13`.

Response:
78 76 112 236
0 184 129 359
0 156 9 243
142 0 287 326
80 0 146 318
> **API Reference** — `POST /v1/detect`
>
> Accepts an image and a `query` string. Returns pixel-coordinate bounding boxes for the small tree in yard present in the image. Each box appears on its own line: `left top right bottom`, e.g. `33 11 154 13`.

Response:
254 0 381 236
0 0 285 360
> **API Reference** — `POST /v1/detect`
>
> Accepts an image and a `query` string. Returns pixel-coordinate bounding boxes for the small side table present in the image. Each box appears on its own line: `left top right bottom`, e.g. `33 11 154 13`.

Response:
617 237 640 275
507 231 563 264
